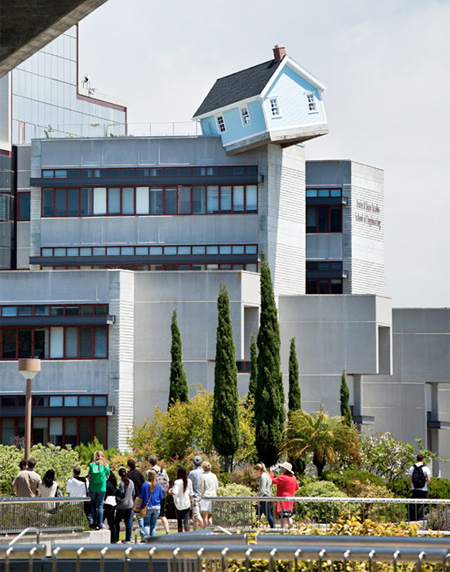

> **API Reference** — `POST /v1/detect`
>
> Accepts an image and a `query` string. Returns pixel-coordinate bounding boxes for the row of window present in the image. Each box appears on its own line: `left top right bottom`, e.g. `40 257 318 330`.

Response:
40 244 258 258
306 188 342 198
306 205 342 233
0 326 108 360
41 165 258 179
306 279 343 294
0 394 107 408
41 184 258 217
306 261 342 272
1 416 107 447
44 263 259 272
1 304 108 317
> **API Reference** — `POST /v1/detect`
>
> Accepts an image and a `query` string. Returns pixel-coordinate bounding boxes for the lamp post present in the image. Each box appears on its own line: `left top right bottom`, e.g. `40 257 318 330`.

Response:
18 358 41 461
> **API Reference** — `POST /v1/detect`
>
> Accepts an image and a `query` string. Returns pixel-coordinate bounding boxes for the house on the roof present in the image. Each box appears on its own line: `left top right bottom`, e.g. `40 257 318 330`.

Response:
193 45 328 155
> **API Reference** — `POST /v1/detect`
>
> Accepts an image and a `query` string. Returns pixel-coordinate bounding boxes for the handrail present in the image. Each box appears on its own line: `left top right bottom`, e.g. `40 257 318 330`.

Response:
207 496 450 504
8 526 40 545
0 496 87 504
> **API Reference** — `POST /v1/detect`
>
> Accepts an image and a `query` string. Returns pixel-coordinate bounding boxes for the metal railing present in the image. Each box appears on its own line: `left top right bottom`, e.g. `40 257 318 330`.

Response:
0 535 449 572
0 497 87 533
210 497 450 531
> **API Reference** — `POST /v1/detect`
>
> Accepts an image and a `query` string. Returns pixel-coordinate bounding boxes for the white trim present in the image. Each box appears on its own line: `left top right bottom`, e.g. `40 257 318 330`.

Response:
240 105 251 126
268 96 282 118
261 56 327 99
305 92 318 113
193 96 259 120
216 114 226 133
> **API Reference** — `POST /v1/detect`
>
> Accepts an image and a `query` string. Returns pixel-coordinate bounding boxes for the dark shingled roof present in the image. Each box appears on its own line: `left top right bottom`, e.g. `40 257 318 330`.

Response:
193 57 284 118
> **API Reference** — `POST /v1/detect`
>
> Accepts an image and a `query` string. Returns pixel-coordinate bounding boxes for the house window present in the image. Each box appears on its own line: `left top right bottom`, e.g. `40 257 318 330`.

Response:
269 97 280 117
216 116 226 133
306 279 343 294
240 107 250 125
306 92 317 112
306 205 342 233
18 192 31 221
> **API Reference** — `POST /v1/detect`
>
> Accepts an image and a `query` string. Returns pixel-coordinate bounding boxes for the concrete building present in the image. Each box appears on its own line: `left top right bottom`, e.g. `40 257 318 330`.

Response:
0 39 448 476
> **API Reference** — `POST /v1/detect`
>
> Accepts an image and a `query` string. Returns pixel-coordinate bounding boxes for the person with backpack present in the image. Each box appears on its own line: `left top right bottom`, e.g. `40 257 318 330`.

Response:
408 454 431 520
88 450 110 530
147 455 170 534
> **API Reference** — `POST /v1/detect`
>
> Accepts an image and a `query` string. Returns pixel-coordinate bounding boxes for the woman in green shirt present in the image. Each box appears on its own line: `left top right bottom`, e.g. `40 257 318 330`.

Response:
88 450 110 529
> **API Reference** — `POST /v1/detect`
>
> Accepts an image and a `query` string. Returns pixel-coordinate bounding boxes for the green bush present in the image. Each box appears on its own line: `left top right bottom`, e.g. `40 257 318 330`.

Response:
297 480 347 498
388 478 411 498
428 477 450 499
325 469 385 490
75 437 119 465
0 443 84 496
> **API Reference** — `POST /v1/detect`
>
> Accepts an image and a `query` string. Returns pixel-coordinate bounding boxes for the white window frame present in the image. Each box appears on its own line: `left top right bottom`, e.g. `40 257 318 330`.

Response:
240 106 251 126
269 97 281 118
305 92 317 113
216 115 226 133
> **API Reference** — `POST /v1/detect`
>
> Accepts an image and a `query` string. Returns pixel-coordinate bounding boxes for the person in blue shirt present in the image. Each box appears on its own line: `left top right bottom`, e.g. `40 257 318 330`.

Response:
138 469 164 540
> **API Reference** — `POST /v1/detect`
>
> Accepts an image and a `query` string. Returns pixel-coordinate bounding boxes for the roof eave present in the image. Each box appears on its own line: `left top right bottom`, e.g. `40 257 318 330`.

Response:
260 56 327 99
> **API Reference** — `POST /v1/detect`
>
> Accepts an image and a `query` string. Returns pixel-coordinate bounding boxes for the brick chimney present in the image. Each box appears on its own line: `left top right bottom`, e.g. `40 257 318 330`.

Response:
273 44 286 61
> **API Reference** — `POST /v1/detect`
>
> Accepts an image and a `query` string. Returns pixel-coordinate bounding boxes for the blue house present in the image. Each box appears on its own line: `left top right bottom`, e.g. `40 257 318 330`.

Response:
193 45 328 155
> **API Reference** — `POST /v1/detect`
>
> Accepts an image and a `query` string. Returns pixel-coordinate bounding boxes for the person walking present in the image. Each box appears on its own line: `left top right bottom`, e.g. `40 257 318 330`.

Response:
169 466 193 533
139 469 164 540
127 459 145 498
66 466 93 527
88 450 110 530
254 462 274 528
147 455 170 534
103 472 120 543
116 468 135 543
408 454 431 520
188 455 204 530
271 462 299 528
199 461 218 528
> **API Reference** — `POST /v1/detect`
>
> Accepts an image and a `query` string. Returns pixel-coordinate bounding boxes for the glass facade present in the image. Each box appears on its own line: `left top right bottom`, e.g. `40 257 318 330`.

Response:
0 154 13 269
11 27 126 143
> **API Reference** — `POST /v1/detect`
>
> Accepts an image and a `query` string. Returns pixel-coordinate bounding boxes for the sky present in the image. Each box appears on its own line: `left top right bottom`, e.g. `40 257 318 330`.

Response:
79 0 450 308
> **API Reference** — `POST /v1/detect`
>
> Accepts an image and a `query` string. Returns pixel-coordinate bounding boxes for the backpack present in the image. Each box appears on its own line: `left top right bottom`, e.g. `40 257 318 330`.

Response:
90 462 105 485
412 464 426 489
156 468 169 497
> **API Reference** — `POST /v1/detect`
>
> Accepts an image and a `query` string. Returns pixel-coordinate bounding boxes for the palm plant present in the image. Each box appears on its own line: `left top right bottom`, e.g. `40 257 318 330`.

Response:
282 407 360 478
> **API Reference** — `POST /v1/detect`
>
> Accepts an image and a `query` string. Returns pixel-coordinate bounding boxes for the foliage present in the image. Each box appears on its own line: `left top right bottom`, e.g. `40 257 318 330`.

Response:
297 479 347 498
426 506 450 530
248 334 258 403
217 483 256 497
326 513 422 537
168 309 189 408
213 284 240 470
255 255 285 467
358 431 439 482
347 481 394 499
288 338 301 412
228 465 259 492
340 370 352 426
388 477 411 498
129 386 256 467
75 437 119 466
428 477 450 499
0 443 84 496
325 468 386 492
283 407 361 478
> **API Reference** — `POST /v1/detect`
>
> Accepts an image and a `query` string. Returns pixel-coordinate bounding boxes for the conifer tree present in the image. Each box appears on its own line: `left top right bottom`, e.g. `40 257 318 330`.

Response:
340 370 353 426
212 284 240 470
288 338 301 413
168 309 189 409
255 255 285 466
248 334 258 403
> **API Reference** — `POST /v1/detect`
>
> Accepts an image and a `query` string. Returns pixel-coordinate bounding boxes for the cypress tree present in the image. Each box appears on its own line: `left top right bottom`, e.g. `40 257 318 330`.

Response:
248 334 258 403
168 309 189 409
255 255 285 466
288 338 301 412
340 370 353 426
212 284 240 471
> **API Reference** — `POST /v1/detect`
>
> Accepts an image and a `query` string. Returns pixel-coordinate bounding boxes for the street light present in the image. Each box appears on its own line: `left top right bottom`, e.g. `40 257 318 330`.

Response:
18 358 41 461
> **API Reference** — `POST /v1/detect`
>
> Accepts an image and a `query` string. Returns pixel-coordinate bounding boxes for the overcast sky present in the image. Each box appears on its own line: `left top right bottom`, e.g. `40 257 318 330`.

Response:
79 0 450 308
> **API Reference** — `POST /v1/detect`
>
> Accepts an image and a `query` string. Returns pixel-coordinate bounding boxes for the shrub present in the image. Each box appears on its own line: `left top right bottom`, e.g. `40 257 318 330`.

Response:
428 477 450 499
228 465 259 491
325 469 385 490
388 478 411 498
217 483 255 498
75 437 119 465
297 480 347 498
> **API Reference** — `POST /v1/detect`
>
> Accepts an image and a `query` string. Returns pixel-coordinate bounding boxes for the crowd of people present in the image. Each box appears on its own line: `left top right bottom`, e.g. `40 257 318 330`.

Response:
12 452 220 542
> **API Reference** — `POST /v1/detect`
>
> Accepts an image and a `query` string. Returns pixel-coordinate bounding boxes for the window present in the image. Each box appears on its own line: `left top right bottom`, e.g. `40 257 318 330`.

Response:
216 115 226 133
306 279 343 294
18 192 30 221
306 205 342 233
269 97 280 117
240 106 250 125
306 92 317 112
